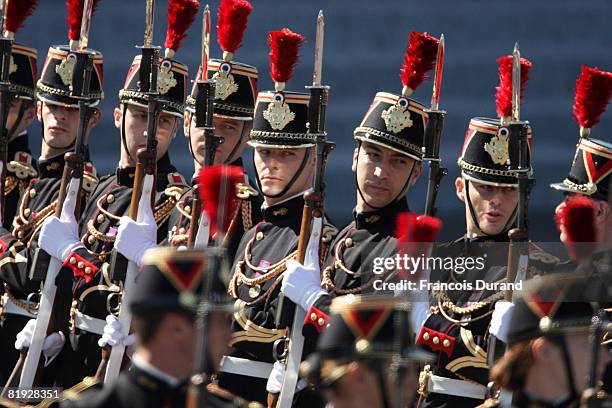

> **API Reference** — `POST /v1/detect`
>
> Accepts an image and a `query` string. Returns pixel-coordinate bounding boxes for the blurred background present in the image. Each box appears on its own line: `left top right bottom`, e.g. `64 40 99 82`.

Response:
17 0 612 241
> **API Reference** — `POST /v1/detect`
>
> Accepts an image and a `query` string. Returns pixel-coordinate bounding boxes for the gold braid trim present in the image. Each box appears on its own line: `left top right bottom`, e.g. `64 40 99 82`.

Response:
2 283 39 314
241 199 252 230
430 288 504 325
4 176 18 196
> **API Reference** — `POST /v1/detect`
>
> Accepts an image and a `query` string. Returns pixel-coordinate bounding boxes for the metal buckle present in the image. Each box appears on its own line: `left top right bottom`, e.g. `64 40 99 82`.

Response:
418 364 432 397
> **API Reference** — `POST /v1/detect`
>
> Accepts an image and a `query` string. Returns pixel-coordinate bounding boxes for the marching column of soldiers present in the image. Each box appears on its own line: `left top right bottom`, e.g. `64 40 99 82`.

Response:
0 1 610 408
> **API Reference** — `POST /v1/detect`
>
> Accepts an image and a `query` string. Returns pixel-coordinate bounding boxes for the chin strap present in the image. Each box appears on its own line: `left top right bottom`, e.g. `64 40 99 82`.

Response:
554 335 580 405
7 99 27 141
253 147 311 199
463 178 517 238
354 143 415 211
120 104 134 163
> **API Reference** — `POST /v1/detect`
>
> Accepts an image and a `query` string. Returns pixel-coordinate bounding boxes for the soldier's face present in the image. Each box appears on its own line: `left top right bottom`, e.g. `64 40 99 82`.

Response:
6 98 36 139
456 178 518 236
207 312 232 372
115 104 178 165
38 101 96 149
254 147 315 205
352 142 421 211
184 112 250 167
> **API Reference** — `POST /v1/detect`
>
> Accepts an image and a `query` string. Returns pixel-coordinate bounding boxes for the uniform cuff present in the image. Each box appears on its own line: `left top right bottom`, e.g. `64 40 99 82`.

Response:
303 306 331 334
62 251 99 282
416 326 455 357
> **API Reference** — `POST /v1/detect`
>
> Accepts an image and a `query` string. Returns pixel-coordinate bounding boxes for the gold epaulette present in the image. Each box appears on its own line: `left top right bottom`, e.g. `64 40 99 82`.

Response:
7 152 37 180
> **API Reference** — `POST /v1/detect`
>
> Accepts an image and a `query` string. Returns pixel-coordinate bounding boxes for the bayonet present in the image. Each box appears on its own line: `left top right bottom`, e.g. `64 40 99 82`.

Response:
78 0 94 50
144 0 155 48
430 34 444 111
512 42 520 122
0 0 7 37
312 10 324 87
201 5 210 81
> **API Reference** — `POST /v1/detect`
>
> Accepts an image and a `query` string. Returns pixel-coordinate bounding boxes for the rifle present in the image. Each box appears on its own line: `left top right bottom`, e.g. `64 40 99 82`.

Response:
188 4 222 249
0 0 13 224
271 11 335 408
102 0 162 383
423 34 447 217
15 0 97 390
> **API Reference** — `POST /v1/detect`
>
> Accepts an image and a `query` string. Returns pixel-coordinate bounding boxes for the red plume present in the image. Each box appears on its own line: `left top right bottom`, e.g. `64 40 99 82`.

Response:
67 0 102 41
554 196 596 261
4 0 38 34
217 0 253 54
197 165 244 236
165 0 200 54
396 212 443 243
268 28 304 84
573 66 612 129
495 55 532 119
400 32 439 93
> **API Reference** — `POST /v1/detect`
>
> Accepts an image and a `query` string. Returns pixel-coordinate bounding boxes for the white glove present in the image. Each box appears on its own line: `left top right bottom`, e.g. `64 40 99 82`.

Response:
97 314 135 348
15 319 66 366
410 268 431 336
265 361 307 394
38 181 84 261
115 202 157 268
281 233 326 312
489 301 514 343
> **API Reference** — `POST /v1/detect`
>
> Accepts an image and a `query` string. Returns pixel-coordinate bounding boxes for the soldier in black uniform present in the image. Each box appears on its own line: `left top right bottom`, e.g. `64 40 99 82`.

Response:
300 294 434 408
480 269 610 408
413 55 558 408
56 247 263 408
165 0 261 257
35 28 192 387
0 4 40 231
215 28 330 405
0 18 104 384
280 31 438 349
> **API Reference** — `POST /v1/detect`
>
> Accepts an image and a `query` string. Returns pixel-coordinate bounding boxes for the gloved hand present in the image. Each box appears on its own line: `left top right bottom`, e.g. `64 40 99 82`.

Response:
115 201 157 268
97 314 135 348
281 229 326 312
410 267 431 336
15 319 66 366
38 180 84 261
489 300 514 343
265 361 307 394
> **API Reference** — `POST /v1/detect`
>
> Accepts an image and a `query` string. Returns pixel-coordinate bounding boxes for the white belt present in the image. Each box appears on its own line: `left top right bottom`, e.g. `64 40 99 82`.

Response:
1 296 37 319
74 310 106 335
219 356 274 379
427 374 487 400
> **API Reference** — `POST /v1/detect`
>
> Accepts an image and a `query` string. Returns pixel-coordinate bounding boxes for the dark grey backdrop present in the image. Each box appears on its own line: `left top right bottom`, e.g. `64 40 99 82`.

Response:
16 0 612 241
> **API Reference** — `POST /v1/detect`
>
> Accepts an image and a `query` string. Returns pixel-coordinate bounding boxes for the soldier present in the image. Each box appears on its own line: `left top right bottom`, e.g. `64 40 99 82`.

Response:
0 1 103 384
49 247 261 408
481 270 610 408
0 0 39 231
33 4 197 388
214 28 329 405
299 294 435 408
164 0 262 258
279 31 439 353
551 66 612 260
412 54 558 408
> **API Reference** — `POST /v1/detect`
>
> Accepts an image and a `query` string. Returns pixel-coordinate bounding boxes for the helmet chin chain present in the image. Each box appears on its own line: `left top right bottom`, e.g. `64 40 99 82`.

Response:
354 143 415 211
253 148 312 199
463 178 517 238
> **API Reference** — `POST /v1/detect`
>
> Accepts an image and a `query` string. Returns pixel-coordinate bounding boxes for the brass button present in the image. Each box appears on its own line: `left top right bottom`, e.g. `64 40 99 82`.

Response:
17 231 23 238
345 238 353 248
178 227 186 234
97 214 105 223
443 339 450 348
106 194 115 204
23 208 31 217
255 231 264 241
88 235 96 245
184 205 191 214
77 261 85 269
318 317 325 326
432 336 440 345
29 189 36 198
310 313 317 322
69 257 77 265
85 267 92 275
422 332 430 341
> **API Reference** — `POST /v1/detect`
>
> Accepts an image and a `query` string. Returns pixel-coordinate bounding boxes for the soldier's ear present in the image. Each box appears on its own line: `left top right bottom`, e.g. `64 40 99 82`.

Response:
36 101 43 122
113 106 123 129
183 112 191 138
455 177 465 202
593 200 610 226
351 148 359 173
410 162 423 185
